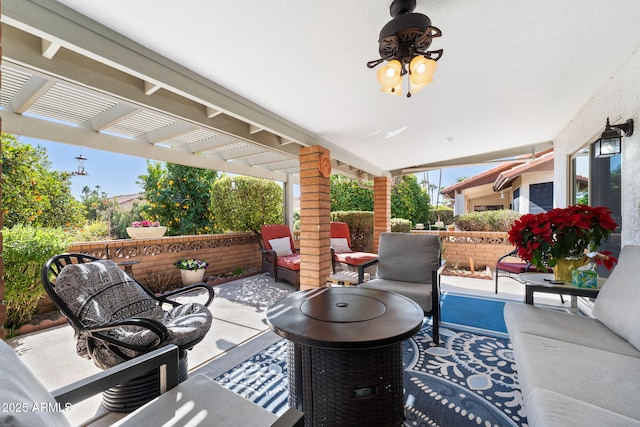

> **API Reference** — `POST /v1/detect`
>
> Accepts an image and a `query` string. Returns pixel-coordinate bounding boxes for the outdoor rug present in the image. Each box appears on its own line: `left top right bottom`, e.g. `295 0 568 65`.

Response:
214 293 528 427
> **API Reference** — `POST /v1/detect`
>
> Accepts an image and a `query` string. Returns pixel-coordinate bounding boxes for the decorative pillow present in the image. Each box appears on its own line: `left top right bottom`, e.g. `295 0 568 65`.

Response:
592 245 640 351
269 237 293 257
330 238 352 254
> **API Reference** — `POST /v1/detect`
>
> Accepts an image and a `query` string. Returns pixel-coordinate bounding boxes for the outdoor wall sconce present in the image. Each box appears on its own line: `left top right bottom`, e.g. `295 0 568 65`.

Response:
594 117 634 158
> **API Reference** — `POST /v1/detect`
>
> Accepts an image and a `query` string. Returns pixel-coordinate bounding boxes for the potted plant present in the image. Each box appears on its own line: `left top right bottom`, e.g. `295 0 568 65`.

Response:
175 258 209 285
507 204 618 282
126 220 167 239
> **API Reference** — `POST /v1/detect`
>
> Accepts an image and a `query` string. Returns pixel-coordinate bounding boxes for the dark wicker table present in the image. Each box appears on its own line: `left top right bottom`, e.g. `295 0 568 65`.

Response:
266 287 424 427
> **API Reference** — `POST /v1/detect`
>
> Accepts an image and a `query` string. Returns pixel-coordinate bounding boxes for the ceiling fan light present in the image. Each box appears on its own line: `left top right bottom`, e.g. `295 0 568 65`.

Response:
381 81 403 96
409 56 436 85
377 60 402 90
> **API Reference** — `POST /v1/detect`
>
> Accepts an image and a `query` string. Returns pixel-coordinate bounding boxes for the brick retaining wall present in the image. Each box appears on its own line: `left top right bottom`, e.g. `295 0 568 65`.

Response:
68 232 261 287
410 230 514 271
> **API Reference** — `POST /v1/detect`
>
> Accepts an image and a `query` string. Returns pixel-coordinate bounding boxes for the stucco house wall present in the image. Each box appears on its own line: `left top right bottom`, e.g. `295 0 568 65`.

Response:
511 171 554 214
553 48 640 246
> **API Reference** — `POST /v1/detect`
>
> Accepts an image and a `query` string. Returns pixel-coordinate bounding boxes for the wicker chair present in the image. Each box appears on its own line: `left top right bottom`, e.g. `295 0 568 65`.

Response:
41 253 215 411
330 221 378 284
260 224 300 290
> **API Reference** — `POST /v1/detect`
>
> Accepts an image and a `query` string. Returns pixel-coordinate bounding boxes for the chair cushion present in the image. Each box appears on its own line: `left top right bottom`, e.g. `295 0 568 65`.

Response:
376 233 440 283
336 252 377 266
55 260 212 369
276 254 301 271
0 340 72 427
330 237 352 254
261 224 296 253
269 237 294 256
361 278 433 312
330 222 352 248
592 245 640 351
496 261 539 274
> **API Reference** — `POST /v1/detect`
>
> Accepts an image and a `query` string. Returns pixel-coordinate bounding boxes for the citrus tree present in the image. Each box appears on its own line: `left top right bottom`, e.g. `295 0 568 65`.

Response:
137 162 220 235
0 133 86 229
391 175 430 226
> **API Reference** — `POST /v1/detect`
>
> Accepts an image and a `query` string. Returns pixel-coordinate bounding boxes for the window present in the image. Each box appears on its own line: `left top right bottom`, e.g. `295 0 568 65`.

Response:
529 182 553 213
513 188 520 212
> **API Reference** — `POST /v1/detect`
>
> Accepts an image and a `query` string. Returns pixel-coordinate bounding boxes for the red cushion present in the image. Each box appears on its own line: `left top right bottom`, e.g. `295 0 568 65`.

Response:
496 261 541 274
330 222 352 248
337 252 378 266
261 224 295 253
276 254 301 271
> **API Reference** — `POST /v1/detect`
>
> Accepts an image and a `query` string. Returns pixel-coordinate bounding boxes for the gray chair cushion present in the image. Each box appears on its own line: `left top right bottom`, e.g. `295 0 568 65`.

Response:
592 245 640 351
0 340 71 427
376 233 440 283
55 260 212 369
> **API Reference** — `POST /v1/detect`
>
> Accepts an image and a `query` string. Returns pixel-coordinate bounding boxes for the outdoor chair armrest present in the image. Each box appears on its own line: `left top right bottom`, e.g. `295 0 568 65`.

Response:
51 344 180 407
158 282 215 306
86 318 169 352
270 407 305 427
497 249 519 262
360 257 380 270
260 247 278 262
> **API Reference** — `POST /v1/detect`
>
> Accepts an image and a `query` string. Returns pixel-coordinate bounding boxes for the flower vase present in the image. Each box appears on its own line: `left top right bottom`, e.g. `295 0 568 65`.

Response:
126 226 167 239
552 257 589 283
180 268 206 285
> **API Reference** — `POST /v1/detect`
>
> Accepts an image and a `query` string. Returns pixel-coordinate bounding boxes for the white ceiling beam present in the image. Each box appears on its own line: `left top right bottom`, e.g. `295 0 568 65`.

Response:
87 104 138 131
2 111 290 182
249 124 264 135
143 80 161 95
205 106 222 118
10 76 54 114
145 122 196 144
40 38 61 59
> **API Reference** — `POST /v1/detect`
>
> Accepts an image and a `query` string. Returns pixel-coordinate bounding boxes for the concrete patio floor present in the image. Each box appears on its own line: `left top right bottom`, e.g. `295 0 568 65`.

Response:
7 272 576 426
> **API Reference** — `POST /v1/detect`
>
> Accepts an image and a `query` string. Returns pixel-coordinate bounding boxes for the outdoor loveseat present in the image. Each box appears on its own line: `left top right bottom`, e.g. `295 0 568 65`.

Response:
504 244 640 426
0 342 303 426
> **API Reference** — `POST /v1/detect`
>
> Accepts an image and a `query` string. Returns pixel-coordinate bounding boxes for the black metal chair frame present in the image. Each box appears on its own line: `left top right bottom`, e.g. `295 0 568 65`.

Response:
42 253 215 359
495 249 564 302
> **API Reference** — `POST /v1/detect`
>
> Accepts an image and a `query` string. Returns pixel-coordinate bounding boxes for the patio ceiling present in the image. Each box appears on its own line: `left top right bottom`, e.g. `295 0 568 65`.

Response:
2 0 640 183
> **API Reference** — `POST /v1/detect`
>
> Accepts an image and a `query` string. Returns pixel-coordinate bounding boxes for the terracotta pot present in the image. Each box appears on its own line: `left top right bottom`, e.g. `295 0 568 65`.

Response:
552 257 589 282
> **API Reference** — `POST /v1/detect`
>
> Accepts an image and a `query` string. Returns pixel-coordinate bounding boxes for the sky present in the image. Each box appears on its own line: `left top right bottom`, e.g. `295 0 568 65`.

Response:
20 136 492 200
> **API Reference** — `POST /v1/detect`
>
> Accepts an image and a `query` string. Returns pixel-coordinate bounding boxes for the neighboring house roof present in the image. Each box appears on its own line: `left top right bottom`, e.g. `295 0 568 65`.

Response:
440 148 554 199
492 149 555 191
114 193 144 212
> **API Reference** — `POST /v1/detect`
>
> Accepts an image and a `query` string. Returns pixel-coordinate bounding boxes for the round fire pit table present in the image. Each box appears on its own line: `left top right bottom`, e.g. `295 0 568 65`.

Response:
266 287 424 427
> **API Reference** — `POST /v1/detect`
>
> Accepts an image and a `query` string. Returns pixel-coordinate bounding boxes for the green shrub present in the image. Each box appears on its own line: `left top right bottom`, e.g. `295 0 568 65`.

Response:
391 218 412 233
3 225 73 328
72 221 110 241
427 207 454 226
454 210 521 232
330 211 374 252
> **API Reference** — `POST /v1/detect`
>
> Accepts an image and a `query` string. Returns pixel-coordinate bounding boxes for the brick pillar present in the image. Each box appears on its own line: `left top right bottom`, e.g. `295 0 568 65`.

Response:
373 177 391 253
299 146 332 289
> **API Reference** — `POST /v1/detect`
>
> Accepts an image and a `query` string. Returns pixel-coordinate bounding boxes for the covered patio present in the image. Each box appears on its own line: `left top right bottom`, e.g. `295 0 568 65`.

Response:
2 0 640 340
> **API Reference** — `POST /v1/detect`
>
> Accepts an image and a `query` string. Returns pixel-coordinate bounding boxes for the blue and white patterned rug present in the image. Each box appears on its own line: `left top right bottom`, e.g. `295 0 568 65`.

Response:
214 320 527 427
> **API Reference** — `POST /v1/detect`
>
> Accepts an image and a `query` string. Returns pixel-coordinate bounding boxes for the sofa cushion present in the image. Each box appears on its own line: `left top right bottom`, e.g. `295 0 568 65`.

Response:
525 388 640 427
504 303 640 357
335 252 377 266
0 340 71 427
376 233 440 284
510 332 640 421
592 245 640 351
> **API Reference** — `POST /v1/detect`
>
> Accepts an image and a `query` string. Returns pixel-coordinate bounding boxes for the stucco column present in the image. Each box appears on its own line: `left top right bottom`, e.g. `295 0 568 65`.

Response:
299 146 331 289
374 176 391 253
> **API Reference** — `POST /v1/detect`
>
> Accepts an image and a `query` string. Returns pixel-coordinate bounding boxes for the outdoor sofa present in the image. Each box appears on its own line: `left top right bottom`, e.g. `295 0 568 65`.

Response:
504 244 640 426
0 342 303 426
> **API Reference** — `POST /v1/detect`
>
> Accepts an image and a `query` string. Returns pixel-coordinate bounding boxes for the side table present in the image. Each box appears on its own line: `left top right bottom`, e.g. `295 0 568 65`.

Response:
518 272 604 313
266 287 423 427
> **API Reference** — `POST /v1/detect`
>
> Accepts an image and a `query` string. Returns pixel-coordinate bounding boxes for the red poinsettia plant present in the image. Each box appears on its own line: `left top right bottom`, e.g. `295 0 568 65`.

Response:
508 204 618 271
